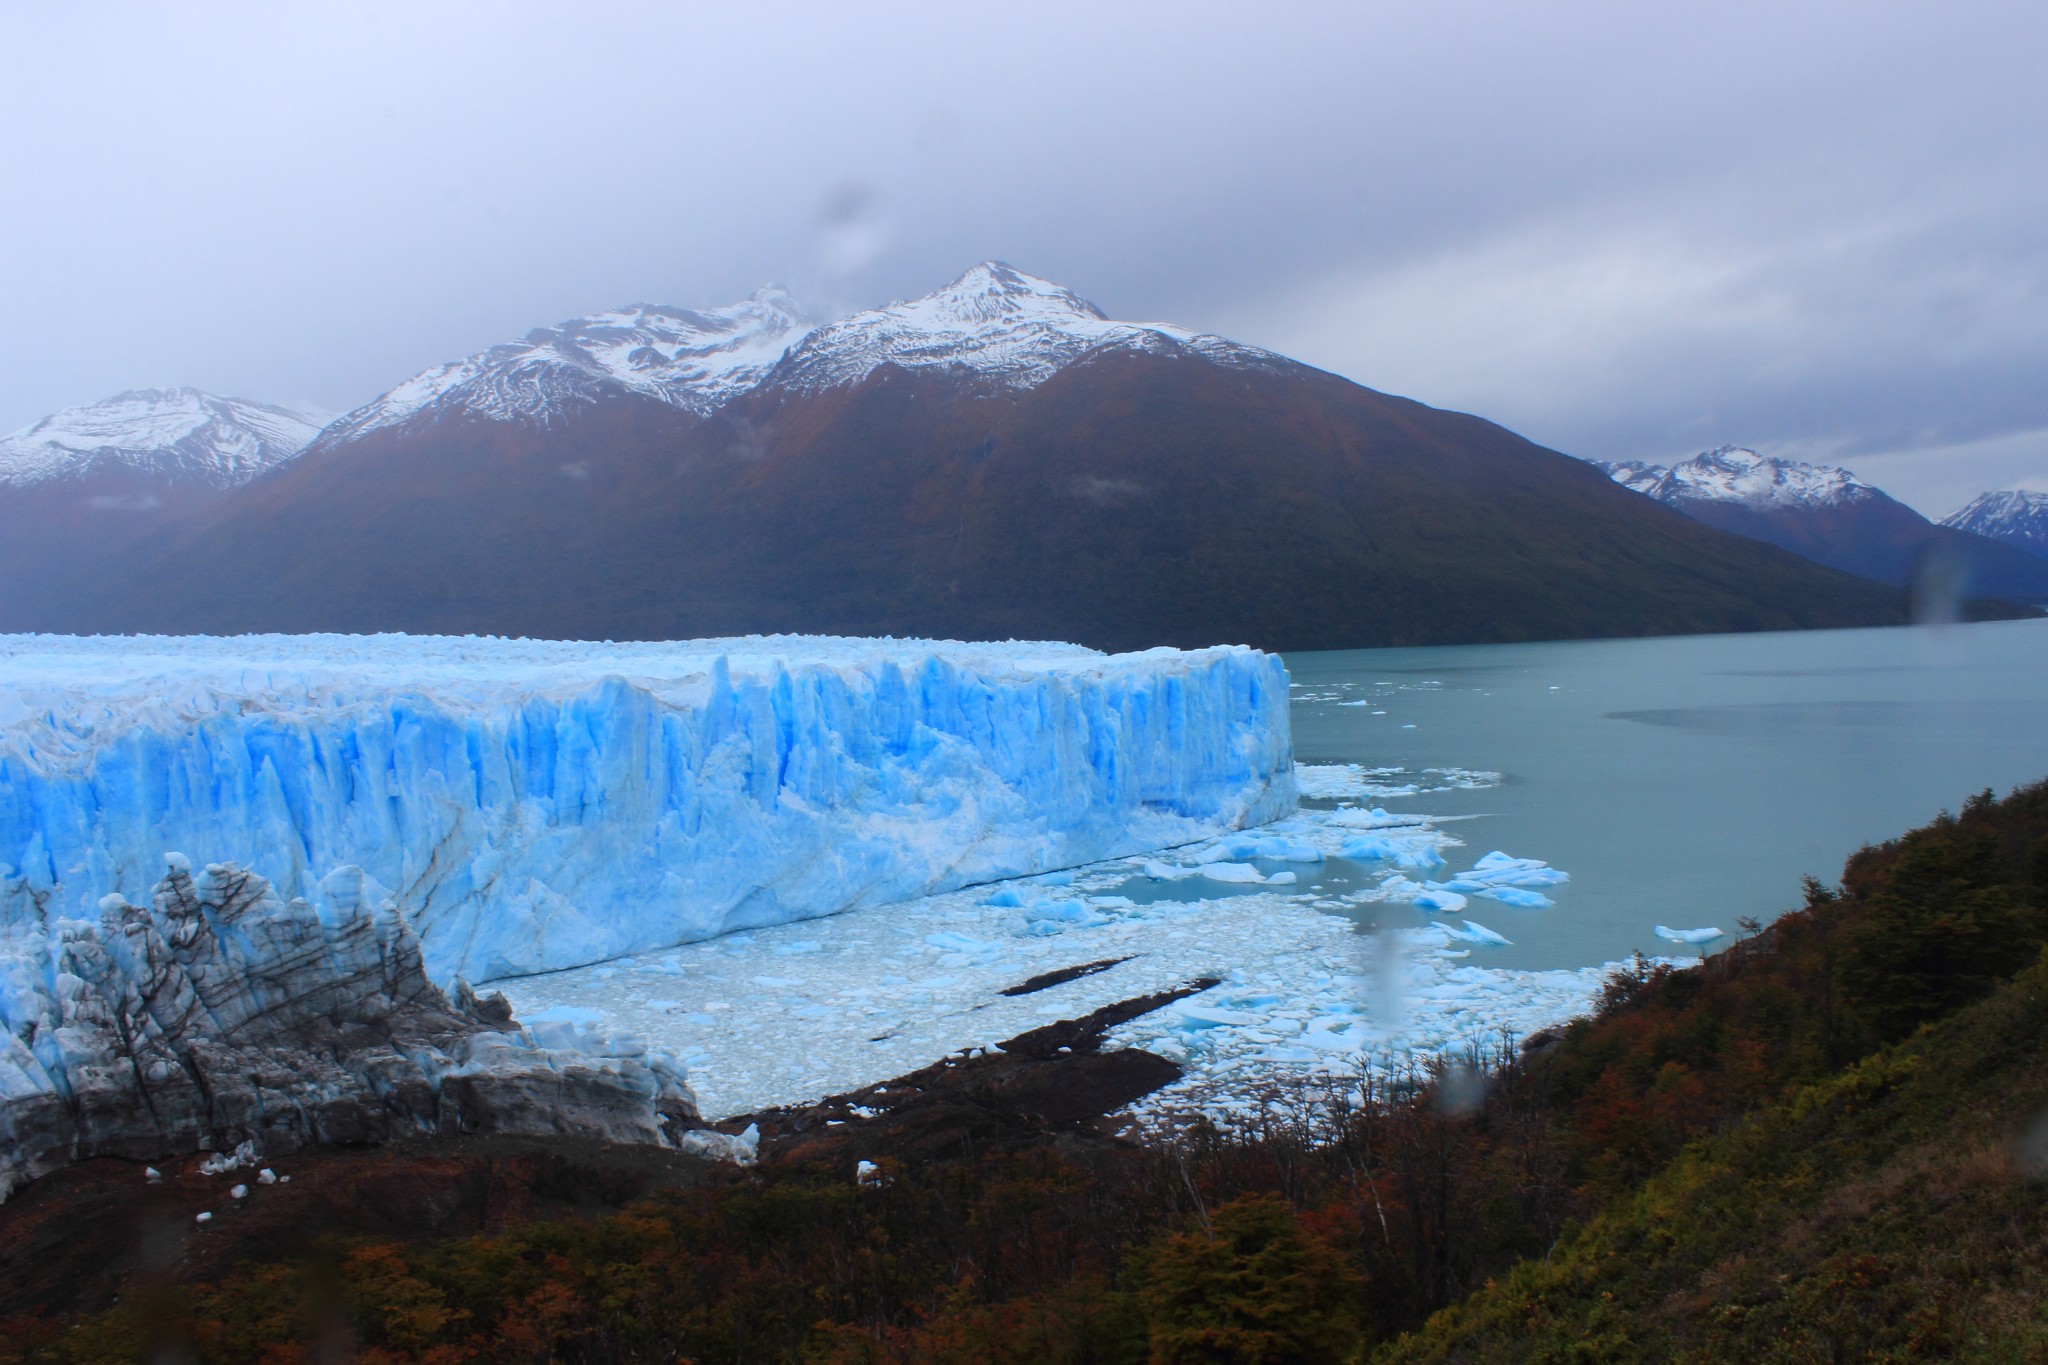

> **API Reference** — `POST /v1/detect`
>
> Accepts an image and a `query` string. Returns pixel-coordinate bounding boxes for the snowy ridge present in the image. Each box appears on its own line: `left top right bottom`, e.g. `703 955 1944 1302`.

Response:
312 290 809 444
17 265 1292 464
763 262 1286 394
0 389 327 489
1598 446 1883 510
0 633 1294 983
1941 490 2048 559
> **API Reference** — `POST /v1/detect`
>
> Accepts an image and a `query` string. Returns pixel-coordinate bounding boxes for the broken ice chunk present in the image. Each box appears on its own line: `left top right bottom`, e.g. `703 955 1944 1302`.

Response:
1198 862 1266 884
1654 925 1723 945
1477 887 1553 908
680 1123 761 1166
1440 920 1512 946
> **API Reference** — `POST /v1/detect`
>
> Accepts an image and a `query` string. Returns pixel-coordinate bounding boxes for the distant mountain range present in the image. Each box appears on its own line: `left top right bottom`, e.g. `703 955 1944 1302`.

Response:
1591 447 2048 606
1941 490 2048 563
0 389 329 629
0 264 1991 649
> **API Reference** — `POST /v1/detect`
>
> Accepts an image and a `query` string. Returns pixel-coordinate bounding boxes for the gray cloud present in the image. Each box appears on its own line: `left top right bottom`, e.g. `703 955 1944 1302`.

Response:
2 1 2043 515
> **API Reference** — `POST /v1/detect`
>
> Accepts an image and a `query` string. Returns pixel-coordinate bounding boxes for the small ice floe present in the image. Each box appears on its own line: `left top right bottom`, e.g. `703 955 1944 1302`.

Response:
1141 860 1199 881
1411 890 1468 913
1439 920 1513 946
194 1212 212 1224
856 1159 883 1186
1253 835 1324 863
681 1124 761 1166
1479 887 1554 908
1654 925 1724 945
1176 1003 1263 1029
1429 852 1569 907
143 1167 161 1183
256 1169 277 1185
1197 862 1266 884
1327 807 1422 830
230 1184 248 1200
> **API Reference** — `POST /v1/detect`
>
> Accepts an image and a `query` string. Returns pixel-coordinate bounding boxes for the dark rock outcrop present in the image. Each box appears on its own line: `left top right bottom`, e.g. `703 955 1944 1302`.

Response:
0 855 700 1200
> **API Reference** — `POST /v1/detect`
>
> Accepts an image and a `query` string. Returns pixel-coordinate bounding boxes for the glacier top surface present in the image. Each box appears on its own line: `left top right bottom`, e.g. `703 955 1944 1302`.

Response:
315 290 811 444
0 632 1266 753
1601 446 1882 511
764 261 1286 394
1941 489 2048 540
0 389 329 488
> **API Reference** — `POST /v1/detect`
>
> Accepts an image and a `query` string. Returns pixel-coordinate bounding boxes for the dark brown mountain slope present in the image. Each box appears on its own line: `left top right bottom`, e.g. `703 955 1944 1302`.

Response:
50 351 1912 650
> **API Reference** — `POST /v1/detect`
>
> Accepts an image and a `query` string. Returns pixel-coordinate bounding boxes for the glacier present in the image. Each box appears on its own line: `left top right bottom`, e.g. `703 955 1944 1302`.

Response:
0 633 1294 983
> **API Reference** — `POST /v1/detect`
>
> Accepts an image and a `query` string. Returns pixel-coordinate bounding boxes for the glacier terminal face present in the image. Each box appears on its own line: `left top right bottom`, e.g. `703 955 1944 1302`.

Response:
0 634 1294 982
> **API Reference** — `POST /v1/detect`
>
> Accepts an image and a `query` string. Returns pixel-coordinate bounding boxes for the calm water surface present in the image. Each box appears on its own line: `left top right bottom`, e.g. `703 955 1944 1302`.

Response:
1283 618 2048 972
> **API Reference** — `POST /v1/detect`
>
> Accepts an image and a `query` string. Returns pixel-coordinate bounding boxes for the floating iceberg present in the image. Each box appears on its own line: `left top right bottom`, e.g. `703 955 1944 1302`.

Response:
1654 924 1724 945
1439 919 1513 946
0 634 1293 982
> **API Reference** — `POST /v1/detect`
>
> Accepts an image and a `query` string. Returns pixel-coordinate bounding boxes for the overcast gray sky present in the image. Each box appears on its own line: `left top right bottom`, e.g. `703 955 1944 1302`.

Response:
3 1 2043 515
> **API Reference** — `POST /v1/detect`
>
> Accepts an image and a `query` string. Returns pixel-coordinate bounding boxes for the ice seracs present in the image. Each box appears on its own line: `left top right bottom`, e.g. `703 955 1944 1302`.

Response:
0 388 327 488
1941 490 2048 561
0 632 1293 983
312 289 811 443
1597 446 1882 511
761 261 1288 394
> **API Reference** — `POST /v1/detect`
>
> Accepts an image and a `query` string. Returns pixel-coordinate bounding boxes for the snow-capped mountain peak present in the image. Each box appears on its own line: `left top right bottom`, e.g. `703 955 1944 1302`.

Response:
1941 489 2048 560
764 260 1285 394
897 260 1110 327
314 287 813 445
1602 446 1882 511
0 388 329 489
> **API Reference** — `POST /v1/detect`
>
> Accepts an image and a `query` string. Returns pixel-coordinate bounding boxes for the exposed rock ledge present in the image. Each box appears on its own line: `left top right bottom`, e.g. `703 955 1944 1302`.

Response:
0 856 702 1201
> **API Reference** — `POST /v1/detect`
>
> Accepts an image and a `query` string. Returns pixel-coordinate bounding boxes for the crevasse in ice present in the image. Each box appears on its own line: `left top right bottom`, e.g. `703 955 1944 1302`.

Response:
0 634 1294 981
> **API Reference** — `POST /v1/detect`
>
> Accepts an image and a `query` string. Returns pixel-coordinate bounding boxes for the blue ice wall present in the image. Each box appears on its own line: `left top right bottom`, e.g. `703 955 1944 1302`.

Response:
0 637 1293 980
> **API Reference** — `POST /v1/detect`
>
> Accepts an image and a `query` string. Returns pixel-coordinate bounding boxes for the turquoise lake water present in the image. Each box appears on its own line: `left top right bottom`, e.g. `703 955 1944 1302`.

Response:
1280 618 2048 972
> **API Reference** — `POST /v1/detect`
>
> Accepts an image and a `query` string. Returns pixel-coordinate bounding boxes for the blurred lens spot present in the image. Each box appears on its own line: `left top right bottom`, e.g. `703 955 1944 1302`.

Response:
1437 1059 1485 1116
813 180 892 277
1911 541 1970 627
1367 918 1408 1032
2014 1106 2048 1178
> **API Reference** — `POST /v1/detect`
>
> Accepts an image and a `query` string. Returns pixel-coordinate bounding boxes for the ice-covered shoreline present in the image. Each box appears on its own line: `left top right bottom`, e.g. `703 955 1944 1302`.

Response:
0 633 1293 981
499 801 1633 1125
